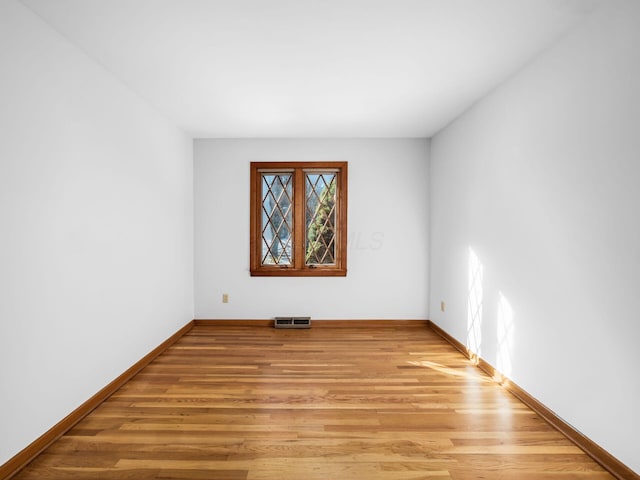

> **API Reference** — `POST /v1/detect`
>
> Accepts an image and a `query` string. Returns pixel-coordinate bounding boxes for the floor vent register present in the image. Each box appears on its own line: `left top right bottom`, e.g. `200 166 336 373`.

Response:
274 317 311 329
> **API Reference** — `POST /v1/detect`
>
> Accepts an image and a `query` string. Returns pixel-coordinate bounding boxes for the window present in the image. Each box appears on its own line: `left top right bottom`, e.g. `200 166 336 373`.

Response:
250 161 347 276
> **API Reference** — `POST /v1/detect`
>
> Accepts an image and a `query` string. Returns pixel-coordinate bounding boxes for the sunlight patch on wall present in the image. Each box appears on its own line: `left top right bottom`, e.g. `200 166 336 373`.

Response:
496 291 515 379
467 248 483 361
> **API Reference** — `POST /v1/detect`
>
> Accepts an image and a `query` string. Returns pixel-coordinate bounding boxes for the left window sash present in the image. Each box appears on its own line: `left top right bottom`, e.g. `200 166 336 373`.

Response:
259 171 294 266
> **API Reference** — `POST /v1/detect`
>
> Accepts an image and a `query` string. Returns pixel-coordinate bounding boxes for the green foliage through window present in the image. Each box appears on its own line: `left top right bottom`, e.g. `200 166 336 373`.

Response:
305 174 336 264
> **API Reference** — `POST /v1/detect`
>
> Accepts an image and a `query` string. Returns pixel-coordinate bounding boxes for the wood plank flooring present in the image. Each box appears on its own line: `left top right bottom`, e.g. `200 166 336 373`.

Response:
13 325 614 479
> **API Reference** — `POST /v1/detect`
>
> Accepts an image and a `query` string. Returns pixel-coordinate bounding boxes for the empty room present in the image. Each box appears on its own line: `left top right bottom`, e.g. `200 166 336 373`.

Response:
1 0 639 479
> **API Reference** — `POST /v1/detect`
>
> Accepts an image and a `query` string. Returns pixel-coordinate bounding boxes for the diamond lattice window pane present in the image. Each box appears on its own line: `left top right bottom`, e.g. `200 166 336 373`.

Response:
261 174 293 265
305 173 337 265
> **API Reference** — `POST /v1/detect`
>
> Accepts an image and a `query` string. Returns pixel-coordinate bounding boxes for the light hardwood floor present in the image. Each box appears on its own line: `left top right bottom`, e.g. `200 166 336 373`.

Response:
13 324 614 479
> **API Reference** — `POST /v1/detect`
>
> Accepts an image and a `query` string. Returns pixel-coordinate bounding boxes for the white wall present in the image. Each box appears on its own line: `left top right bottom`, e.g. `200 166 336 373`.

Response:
0 0 193 465
429 0 640 473
195 138 429 320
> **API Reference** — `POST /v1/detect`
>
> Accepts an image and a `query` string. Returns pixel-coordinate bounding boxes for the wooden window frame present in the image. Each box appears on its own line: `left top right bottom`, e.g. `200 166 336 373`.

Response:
250 161 348 277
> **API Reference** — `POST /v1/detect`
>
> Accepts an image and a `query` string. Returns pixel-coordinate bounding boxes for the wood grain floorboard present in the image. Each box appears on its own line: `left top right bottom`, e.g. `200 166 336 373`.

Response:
12 325 615 479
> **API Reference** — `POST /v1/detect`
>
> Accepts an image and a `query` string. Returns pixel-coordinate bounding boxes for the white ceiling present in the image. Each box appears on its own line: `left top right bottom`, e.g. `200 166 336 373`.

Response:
21 0 602 138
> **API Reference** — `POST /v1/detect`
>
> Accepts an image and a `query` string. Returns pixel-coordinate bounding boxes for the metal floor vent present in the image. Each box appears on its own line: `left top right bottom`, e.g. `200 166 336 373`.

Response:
274 316 311 329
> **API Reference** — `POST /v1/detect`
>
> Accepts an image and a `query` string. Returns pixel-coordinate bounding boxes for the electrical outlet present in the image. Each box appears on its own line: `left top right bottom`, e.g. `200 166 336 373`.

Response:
222 293 229 303
440 301 446 312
